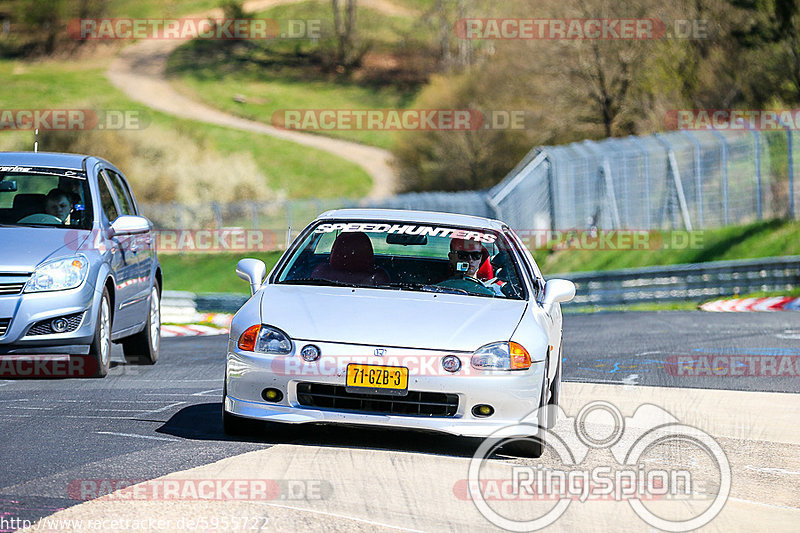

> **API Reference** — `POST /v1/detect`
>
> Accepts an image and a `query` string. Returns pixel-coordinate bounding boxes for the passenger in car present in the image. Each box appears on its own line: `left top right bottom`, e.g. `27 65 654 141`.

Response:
436 238 495 296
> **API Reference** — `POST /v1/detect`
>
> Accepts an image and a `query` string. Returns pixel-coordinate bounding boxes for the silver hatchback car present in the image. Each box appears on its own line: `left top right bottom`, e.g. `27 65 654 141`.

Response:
0 152 162 378
224 209 575 456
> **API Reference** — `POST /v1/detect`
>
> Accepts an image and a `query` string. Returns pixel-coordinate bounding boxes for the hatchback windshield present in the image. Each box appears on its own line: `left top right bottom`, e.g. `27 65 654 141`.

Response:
0 167 93 229
276 220 527 299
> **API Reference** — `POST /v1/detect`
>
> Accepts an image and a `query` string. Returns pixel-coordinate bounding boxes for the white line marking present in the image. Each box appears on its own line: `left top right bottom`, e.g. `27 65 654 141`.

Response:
258 502 424 532
96 431 181 442
139 401 186 415
728 497 800 511
192 388 222 396
745 465 800 476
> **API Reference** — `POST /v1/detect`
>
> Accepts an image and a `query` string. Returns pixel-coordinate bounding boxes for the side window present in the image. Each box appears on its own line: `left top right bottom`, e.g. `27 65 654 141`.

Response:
97 172 119 223
106 170 136 216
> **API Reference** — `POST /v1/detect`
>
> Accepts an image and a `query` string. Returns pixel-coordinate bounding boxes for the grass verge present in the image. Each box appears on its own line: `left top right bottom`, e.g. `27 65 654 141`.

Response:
535 219 799 275
160 252 283 293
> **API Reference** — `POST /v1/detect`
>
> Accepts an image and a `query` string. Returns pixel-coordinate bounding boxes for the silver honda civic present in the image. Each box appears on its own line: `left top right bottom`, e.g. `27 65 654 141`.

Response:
223 209 574 455
0 152 162 378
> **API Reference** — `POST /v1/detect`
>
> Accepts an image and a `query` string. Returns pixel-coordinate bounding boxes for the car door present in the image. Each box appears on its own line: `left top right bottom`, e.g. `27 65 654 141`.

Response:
96 168 139 333
106 169 153 315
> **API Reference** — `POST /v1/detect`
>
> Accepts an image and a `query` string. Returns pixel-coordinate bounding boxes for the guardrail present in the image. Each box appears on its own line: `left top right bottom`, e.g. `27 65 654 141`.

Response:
162 291 250 315
555 256 800 307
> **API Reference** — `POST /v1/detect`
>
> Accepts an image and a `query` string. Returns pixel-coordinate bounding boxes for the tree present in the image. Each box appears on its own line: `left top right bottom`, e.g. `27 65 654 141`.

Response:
331 0 365 69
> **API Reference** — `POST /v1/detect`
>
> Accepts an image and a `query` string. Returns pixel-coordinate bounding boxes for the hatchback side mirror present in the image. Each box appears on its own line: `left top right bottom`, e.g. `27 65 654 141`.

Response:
237 258 267 295
542 279 576 314
109 215 151 236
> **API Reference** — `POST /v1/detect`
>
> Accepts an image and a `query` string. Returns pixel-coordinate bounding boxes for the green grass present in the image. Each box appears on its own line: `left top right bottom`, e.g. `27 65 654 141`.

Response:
167 1 429 149
0 57 372 197
534 219 799 275
160 251 283 293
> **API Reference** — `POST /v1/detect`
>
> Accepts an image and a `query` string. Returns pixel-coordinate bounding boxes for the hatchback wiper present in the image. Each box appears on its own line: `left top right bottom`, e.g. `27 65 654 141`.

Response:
281 278 363 288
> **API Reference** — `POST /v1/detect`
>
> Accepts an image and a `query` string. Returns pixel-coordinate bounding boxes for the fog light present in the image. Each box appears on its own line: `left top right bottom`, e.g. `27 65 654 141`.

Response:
301 344 321 362
261 388 283 402
51 318 69 333
441 355 461 373
472 404 494 418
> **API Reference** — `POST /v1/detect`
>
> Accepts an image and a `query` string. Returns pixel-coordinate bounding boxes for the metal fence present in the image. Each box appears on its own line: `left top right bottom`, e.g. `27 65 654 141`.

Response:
489 129 798 233
140 126 799 250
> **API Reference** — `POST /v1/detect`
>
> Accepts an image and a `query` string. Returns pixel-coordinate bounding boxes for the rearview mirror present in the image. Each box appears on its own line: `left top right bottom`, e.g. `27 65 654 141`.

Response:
542 279 576 315
237 258 267 295
386 233 427 245
0 180 17 192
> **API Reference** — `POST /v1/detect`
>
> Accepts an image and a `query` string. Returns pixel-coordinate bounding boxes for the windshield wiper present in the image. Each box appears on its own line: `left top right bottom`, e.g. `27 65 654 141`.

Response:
380 282 470 295
281 278 363 288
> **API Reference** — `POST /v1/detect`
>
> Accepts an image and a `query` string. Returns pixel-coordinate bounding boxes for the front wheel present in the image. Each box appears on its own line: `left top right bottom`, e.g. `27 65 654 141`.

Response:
88 288 112 378
122 285 160 365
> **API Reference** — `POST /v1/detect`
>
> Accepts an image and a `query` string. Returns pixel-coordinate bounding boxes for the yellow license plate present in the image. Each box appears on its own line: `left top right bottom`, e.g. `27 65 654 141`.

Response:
346 364 408 396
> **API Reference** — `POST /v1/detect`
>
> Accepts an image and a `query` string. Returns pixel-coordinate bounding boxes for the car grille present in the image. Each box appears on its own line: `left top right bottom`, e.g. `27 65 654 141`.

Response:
0 318 9 337
27 312 84 336
0 275 28 295
296 382 459 418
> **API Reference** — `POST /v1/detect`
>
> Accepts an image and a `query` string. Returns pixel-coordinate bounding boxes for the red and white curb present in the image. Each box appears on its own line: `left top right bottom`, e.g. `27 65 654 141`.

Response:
161 312 233 337
700 296 800 312
161 324 229 337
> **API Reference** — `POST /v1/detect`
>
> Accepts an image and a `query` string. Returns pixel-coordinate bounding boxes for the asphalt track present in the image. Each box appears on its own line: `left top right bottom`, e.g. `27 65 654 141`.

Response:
1 311 798 532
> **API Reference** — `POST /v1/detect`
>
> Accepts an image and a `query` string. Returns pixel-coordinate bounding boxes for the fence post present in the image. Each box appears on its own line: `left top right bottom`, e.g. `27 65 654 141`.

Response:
583 140 622 229
708 130 730 225
681 131 705 226
735 118 762 220
629 136 652 229
654 134 693 231
777 117 795 218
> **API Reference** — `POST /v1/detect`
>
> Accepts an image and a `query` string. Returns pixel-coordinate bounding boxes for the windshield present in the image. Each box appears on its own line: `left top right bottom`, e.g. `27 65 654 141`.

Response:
276 220 528 299
0 167 93 230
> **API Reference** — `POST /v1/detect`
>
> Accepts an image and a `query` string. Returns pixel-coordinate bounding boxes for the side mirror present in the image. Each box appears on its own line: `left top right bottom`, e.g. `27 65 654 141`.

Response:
237 258 267 295
542 279 576 315
110 215 151 236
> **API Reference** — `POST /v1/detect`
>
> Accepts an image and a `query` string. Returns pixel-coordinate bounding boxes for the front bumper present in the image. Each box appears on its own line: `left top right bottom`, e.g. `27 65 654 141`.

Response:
224 340 546 438
0 282 97 355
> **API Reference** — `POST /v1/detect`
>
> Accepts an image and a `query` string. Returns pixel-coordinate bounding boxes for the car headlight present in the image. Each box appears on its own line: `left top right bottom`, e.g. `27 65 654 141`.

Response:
470 341 531 370
24 255 89 293
238 325 293 354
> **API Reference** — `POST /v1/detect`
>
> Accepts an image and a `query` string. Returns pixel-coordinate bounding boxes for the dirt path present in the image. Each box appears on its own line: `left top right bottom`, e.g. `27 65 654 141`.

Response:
107 0 417 199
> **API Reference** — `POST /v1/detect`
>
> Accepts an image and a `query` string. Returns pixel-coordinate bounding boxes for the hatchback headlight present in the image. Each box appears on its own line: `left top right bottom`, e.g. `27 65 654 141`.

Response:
470 341 531 370
24 255 89 293
238 325 293 355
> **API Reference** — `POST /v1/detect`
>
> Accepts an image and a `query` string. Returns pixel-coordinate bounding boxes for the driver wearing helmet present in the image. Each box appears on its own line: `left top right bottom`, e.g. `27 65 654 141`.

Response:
436 238 495 296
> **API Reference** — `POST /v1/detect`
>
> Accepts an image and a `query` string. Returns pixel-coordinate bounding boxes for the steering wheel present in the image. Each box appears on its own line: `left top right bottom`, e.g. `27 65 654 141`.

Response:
17 213 63 224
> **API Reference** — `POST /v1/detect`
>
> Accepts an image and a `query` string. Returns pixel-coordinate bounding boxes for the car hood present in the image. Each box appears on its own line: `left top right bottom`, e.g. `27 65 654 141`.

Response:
259 285 528 352
0 227 90 272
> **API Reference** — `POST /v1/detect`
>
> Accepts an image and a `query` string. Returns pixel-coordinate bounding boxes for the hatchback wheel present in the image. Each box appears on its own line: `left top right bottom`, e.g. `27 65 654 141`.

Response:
122 284 160 365
88 288 112 378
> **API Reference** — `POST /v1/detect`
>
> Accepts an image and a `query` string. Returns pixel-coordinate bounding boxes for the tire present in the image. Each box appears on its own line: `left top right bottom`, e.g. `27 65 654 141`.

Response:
88 287 112 378
122 285 160 365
